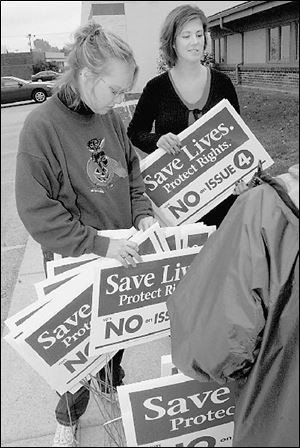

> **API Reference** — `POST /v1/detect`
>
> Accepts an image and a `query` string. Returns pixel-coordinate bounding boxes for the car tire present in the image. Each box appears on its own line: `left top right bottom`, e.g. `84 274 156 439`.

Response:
32 89 47 103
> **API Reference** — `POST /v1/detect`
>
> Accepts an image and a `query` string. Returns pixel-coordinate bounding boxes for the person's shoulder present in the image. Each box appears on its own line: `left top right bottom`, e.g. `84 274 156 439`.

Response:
237 182 286 216
210 67 233 85
22 96 58 130
144 71 169 90
105 108 121 123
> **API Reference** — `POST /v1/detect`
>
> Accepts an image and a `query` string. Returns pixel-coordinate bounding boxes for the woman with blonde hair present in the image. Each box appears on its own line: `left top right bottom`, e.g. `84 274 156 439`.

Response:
15 21 155 447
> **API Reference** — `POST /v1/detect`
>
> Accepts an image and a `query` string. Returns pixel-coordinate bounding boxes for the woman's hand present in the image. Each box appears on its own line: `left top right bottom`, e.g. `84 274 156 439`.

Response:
106 238 142 268
157 133 181 155
233 179 249 195
138 216 157 231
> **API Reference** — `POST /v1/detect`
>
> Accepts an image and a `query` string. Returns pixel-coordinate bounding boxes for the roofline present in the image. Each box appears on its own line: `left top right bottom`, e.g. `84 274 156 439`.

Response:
207 1 294 26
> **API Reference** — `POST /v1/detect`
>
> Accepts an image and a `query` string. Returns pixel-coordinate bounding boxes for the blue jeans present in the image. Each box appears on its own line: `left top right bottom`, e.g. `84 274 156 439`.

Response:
42 249 125 426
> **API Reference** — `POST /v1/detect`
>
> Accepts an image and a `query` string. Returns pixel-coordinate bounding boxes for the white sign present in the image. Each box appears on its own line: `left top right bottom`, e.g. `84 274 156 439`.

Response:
161 354 180 377
5 268 115 394
46 227 138 277
89 248 200 356
118 373 235 447
140 99 274 226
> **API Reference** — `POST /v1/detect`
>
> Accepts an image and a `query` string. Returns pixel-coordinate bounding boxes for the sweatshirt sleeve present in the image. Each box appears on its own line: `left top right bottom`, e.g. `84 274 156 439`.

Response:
127 80 162 153
114 112 154 227
15 121 109 258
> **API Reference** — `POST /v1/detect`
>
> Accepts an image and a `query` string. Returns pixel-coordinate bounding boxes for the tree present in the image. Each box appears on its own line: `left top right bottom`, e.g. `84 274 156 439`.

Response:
31 38 63 74
33 38 60 53
156 51 169 74
201 50 215 67
61 45 71 56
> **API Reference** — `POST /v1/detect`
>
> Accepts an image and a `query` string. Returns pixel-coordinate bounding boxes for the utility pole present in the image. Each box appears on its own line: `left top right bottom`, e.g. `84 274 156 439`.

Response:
27 33 36 52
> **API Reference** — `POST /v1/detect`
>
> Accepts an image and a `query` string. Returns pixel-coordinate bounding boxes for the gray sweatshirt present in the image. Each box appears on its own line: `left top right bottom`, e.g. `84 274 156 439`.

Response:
15 94 153 257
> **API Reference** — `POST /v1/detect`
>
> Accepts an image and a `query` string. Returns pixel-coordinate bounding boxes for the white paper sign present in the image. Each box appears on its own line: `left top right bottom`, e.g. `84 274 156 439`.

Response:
46 227 138 277
118 373 235 447
161 354 180 377
5 268 115 394
140 99 274 226
89 248 200 356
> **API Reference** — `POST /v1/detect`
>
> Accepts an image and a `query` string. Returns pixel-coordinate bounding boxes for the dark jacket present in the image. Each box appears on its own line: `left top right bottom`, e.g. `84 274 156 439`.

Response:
167 182 299 447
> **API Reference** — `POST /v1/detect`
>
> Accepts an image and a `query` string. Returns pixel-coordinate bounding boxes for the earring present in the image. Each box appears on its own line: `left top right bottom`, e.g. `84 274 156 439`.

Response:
80 69 88 78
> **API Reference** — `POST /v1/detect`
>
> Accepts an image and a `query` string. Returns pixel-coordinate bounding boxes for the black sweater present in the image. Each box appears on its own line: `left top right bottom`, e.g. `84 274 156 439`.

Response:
127 68 240 154
127 69 240 228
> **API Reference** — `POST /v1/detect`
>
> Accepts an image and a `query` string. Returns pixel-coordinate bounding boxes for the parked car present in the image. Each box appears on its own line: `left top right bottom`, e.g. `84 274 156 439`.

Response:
31 70 60 82
1 76 53 104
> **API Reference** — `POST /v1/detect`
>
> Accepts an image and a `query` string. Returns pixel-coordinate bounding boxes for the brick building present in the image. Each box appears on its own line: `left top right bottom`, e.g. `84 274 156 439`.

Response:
82 0 298 93
1 52 34 79
1 50 66 81
208 0 299 91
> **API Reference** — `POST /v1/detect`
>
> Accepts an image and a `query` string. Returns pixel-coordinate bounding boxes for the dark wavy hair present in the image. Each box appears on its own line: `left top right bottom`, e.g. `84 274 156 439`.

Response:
160 4 209 68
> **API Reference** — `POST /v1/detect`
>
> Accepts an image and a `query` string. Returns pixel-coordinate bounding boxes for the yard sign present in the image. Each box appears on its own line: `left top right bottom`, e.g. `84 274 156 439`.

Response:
140 99 274 226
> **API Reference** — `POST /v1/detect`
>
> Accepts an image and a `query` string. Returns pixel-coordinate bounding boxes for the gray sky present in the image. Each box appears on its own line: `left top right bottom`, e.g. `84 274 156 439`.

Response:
1 1 246 53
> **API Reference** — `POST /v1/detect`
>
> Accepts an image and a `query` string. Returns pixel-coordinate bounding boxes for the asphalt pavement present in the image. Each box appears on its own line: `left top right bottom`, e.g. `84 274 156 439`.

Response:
1 101 39 336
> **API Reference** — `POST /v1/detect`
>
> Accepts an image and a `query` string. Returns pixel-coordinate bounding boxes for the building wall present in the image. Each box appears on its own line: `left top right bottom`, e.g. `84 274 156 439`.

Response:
239 66 298 90
209 2 298 91
226 34 242 64
1 52 33 79
92 14 127 41
243 29 266 64
87 2 127 41
218 65 298 91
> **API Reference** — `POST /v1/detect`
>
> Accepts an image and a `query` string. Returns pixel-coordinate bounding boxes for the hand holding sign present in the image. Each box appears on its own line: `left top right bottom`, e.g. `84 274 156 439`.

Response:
157 132 182 155
137 216 158 231
106 238 142 268
140 99 274 226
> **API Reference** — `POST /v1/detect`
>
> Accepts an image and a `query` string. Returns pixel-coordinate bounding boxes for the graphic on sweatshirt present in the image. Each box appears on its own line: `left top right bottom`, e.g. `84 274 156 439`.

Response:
86 137 127 193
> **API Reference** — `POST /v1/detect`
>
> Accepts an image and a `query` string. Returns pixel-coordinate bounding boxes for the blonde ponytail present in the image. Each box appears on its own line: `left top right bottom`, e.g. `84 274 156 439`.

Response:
53 20 137 109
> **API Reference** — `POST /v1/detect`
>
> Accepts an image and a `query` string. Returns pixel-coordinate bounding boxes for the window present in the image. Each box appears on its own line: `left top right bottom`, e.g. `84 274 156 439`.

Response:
280 25 290 61
269 27 280 61
244 29 266 63
3 79 19 87
296 22 299 61
268 24 291 62
214 37 226 63
226 34 242 64
214 39 220 63
220 37 226 63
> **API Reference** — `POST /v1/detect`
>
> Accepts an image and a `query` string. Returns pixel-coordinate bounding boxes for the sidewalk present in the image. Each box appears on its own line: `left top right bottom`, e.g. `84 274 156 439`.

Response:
1 236 171 447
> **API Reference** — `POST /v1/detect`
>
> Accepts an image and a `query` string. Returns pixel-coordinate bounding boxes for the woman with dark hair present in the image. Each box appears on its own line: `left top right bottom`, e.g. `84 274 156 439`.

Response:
127 4 240 227
15 20 155 447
